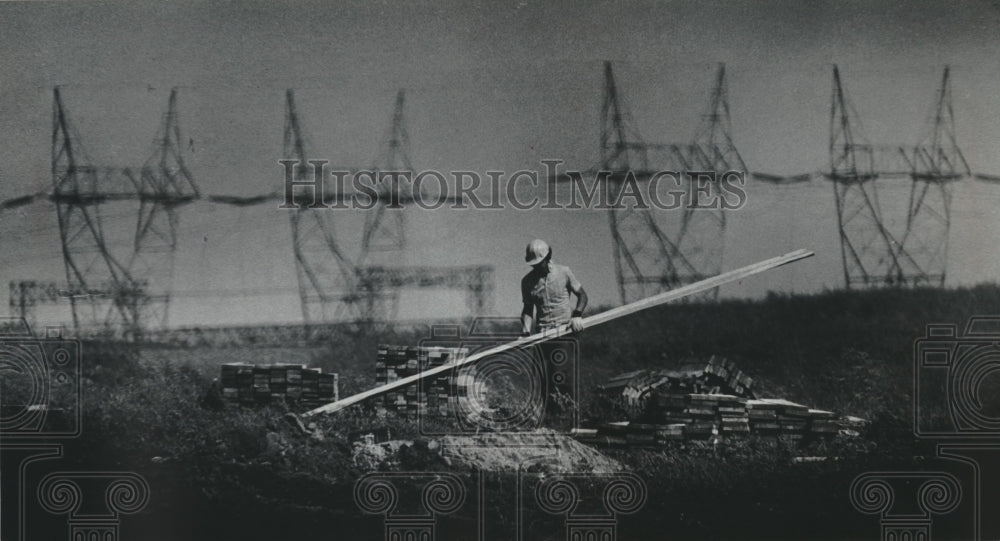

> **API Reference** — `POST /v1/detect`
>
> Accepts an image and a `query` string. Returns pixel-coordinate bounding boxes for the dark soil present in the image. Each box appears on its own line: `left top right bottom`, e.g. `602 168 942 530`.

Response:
28 285 999 540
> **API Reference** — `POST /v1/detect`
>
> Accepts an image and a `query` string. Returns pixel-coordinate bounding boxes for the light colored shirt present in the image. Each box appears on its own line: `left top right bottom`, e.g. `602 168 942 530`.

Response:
521 263 582 330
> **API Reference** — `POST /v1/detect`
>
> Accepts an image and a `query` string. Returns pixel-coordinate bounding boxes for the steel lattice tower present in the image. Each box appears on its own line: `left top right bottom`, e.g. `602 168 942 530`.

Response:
892 66 970 286
285 90 494 325
361 90 411 262
679 63 745 299
826 65 969 288
285 89 360 323
600 62 742 304
354 89 414 322
50 87 197 338
600 60 669 304
827 65 887 288
129 88 200 329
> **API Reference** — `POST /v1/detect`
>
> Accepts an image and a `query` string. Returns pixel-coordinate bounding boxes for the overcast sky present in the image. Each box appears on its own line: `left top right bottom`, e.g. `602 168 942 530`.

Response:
2 0 1000 328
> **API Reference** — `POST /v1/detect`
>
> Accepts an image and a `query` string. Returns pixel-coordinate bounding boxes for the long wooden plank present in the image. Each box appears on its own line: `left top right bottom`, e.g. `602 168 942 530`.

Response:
303 248 813 417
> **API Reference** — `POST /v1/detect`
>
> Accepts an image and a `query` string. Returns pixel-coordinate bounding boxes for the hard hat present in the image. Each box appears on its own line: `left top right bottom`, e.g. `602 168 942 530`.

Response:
525 239 551 266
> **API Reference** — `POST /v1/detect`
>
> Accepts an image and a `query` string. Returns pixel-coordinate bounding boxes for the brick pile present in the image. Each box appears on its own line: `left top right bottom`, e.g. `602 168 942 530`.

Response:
598 356 755 417
375 345 469 417
575 398 864 447
583 361 867 446
220 363 338 407
651 392 749 438
748 400 851 438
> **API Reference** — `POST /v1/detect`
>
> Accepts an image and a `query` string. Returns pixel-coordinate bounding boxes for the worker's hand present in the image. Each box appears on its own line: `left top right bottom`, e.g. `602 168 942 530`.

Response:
569 317 585 333
521 329 532 337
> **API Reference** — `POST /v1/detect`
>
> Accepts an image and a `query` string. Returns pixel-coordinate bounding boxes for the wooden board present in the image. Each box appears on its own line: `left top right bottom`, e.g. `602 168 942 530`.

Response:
302 248 814 417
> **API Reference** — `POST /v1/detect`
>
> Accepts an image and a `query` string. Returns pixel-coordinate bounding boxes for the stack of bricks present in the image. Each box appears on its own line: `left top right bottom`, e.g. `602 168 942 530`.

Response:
698 356 755 397
715 395 751 436
220 363 338 407
580 366 864 447
575 397 859 447
574 422 684 447
650 392 748 440
746 399 810 441
598 356 755 418
807 408 840 437
673 393 719 439
375 345 469 417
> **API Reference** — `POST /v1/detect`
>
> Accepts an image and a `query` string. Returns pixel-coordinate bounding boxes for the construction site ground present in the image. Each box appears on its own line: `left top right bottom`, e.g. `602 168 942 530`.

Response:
41 285 1000 541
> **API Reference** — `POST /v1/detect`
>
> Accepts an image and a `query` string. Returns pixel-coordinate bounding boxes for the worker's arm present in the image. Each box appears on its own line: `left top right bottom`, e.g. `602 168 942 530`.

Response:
572 287 588 316
521 302 534 336
569 281 588 333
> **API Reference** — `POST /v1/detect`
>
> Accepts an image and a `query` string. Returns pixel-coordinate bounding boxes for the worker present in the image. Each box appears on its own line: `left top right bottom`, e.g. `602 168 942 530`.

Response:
520 239 588 336
519 239 587 426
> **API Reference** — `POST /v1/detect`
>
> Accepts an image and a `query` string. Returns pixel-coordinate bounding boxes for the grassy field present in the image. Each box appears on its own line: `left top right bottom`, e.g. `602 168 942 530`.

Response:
49 284 1000 540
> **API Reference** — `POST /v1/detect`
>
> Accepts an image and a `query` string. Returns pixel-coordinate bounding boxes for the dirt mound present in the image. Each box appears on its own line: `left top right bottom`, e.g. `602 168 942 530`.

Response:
438 430 623 473
348 430 622 473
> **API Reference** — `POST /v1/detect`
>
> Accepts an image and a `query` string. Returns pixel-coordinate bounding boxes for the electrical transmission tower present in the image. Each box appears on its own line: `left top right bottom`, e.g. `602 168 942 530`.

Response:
285 89 494 325
676 63 746 300
592 61 744 304
691 64 747 173
826 65 969 288
361 89 410 262
41 87 198 338
284 89 360 323
131 88 200 328
893 66 971 286
354 90 416 321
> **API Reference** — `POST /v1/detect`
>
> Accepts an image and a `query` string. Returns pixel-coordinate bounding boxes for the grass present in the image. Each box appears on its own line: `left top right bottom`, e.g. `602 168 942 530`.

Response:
53 284 1000 540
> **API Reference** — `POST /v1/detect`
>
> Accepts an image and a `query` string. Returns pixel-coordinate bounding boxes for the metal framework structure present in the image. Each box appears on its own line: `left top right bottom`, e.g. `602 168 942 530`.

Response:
8 280 59 330
826 65 970 288
47 87 198 338
354 265 495 316
9 87 491 337
285 89 494 325
361 90 411 262
593 61 745 304
355 90 417 321
284 89 360 323
5 66 988 338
